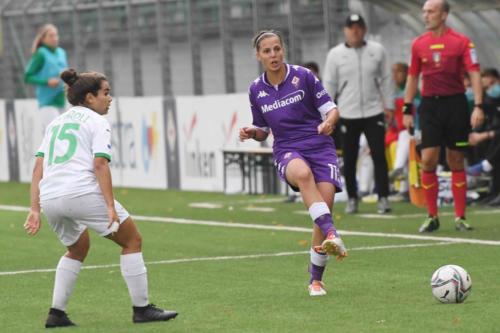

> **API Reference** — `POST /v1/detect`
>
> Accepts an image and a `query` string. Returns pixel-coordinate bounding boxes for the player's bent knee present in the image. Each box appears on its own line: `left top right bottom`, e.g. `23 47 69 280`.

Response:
288 163 313 184
294 169 313 182
121 227 142 251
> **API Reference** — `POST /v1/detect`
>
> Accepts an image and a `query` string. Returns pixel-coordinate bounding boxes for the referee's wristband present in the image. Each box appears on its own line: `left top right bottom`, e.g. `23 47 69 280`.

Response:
474 103 483 109
402 103 413 115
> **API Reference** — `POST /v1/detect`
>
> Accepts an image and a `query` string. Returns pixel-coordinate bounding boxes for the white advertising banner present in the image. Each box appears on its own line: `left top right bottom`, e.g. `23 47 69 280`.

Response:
176 93 261 192
8 94 279 193
14 99 44 182
102 101 122 186
110 97 167 189
0 100 8 181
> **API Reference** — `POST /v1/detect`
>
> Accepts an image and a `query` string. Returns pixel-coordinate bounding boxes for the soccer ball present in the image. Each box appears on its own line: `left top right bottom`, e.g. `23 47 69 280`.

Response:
430 265 472 303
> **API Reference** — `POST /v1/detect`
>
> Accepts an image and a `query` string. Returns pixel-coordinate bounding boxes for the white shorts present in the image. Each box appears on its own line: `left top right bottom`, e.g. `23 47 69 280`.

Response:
41 193 130 246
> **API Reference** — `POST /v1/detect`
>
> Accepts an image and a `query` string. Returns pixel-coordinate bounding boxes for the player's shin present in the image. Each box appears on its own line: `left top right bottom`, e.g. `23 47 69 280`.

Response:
308 202 338 237
309 247 328 283
422 171 439 217
120 252 149 307
51 256 82 311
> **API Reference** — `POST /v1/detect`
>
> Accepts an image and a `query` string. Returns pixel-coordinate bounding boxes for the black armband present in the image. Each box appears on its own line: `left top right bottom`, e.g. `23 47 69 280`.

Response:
402 103 413 115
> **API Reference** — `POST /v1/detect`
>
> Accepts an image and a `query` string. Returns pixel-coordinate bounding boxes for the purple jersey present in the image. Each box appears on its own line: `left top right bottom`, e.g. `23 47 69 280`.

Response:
248 64 337 151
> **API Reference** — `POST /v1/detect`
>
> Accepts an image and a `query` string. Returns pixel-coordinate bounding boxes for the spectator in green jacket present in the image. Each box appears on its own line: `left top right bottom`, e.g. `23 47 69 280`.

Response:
24 23 68 133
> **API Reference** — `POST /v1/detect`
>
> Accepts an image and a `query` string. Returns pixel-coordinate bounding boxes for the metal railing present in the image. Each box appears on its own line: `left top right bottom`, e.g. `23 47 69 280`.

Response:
1 0 498 99
0 0 349 98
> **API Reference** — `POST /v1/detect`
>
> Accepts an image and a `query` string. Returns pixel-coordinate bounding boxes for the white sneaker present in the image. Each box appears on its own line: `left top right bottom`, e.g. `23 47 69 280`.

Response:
321 233 348 260
308 280 327 296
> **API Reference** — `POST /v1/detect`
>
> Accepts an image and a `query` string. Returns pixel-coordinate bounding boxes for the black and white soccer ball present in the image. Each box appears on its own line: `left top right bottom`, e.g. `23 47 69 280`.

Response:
431 265 472 303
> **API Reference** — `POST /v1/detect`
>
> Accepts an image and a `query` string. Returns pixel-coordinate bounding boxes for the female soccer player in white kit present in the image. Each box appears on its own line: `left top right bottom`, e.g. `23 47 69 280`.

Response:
24 69 177 328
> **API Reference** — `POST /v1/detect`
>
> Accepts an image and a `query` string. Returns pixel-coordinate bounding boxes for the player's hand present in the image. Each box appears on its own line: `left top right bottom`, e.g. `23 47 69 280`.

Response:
47 78 60 88
239 127 256 141
403 114 414 130
317 120 334 136
471 107 484 129
24 211 41 235
107 207 120 235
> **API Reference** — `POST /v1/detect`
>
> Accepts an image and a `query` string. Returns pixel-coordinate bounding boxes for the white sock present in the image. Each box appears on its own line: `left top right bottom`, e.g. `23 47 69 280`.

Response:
51 256 82 311
309 248 329 282
120 252 149 307
482 160 493 172
310 248 329 267
308 202 330 221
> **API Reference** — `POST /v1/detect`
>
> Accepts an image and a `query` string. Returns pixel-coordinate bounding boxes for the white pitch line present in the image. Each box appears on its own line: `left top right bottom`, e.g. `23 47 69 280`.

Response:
0 204 29 212
368 210 500 218
357 214 398 219
3 204 499 218
294 210 404 219
475 209 500 215
2 204 500 246
189 203 224 209
244 206 276 213
6 205 500 217
0 242 453 276
205 197 286 205
132 215 500 246
294 210 500 219
340 230 500 245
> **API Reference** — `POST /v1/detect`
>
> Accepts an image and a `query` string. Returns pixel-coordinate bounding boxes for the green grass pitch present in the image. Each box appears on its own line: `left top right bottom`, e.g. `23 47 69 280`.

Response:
1 182 499 332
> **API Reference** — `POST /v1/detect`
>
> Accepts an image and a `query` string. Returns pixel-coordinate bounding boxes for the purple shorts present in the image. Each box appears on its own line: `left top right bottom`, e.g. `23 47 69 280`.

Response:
274 147 343 193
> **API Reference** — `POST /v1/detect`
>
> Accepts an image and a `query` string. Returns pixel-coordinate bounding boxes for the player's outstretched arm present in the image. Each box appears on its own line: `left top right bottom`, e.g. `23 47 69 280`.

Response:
24 157 44 235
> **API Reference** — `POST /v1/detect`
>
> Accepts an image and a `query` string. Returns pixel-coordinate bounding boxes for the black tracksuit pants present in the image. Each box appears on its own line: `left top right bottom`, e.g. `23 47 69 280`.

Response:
340 113 389 199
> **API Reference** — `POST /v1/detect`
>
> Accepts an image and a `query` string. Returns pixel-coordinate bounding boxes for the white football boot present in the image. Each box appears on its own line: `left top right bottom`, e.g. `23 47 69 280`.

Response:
308 280 327 296
321 233 348 260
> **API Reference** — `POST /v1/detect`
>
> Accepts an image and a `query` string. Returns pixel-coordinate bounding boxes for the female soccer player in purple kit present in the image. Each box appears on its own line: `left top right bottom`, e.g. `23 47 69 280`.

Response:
239 30 347 296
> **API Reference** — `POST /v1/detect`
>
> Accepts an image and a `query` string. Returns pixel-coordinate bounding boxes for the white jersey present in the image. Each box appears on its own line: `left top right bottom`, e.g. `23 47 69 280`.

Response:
36 106 112 201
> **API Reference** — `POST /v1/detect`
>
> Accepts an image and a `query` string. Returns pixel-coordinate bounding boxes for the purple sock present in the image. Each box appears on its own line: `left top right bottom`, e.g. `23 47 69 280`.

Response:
309 263 326 283
314 214 338 237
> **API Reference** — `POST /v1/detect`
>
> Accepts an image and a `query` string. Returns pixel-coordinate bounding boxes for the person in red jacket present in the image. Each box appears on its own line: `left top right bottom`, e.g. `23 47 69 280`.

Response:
403 0 484 232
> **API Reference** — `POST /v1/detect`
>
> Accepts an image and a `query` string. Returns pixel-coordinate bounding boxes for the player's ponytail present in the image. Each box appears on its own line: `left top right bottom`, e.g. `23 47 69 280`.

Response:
61 68 79 86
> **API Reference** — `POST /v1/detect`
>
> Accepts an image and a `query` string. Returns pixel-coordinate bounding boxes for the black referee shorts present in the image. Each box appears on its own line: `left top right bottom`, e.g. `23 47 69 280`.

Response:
418 93 471 150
